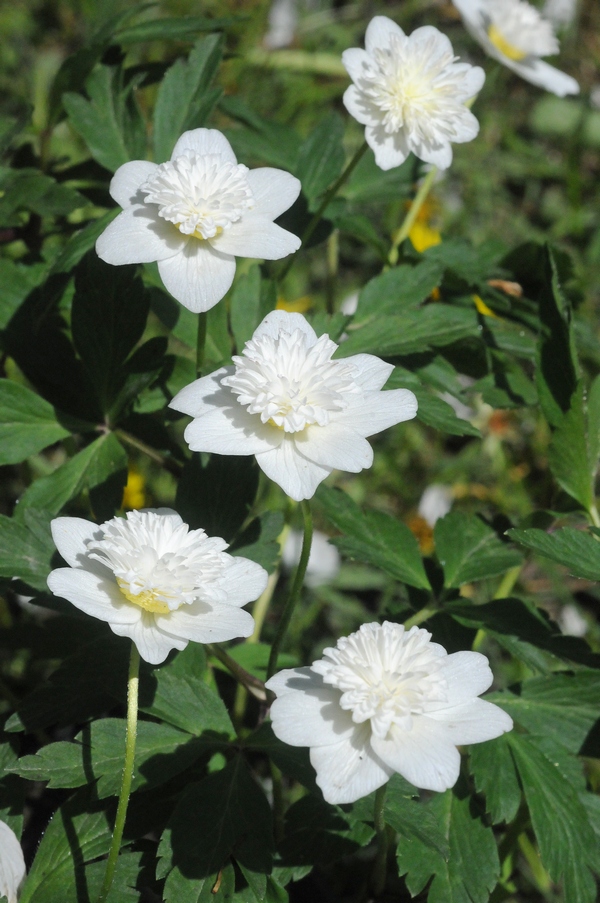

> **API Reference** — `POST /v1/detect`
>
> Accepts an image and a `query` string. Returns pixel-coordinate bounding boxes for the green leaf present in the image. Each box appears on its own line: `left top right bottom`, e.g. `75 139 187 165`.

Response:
278 794 372 867
316 486 430 589
0 380 70 465
352 260 444 324
508 734 598 903
63 65 146 172
535 245 579 428
175 454 259 543
507 526 600 581
0 738 25 837
220 97 300 171
423 238 505 286
114 15 241 44
343 149 414 203
16 433 127 519
153 35 223 163
49 209 119 275
489 672 600 755
0 167 86 222
469 733 521 824
548 381 596 510
295 114 345 208
337 305 479 358
385 368 480 437
232 511 285 573
384 795 449 861
0 259 46 330
396 784 500 903
244 722 317 793
12 718 209 797
230 265 273 353
434 511 522 588
141 644 235 738
0 509 55 592
158 756 273 894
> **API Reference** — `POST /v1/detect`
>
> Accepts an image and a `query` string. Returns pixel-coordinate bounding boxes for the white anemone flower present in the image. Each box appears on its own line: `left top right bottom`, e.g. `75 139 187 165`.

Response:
266 621 513 803
169 310 418 502
452 0 579 96
342 16 485 171
96 129 302 313
0 821 26 903
47 509 268 665
418 484 453 527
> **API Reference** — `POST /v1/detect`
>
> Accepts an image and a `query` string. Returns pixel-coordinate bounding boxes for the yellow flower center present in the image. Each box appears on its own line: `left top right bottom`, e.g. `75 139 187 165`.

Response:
487 24 527 61
116 578 172 614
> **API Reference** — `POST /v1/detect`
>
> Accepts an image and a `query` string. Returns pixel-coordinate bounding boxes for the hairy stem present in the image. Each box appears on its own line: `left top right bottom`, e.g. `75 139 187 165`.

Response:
97 643 140 903
371 783 389 896
266 500 313 681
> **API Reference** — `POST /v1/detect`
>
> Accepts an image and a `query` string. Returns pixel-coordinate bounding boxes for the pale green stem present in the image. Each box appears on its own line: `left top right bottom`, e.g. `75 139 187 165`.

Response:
278 142 368 283
208 644 266 695
403 605 437 630
387 166 438 266
589 503 600 529
371 783 389 896
97 643 140 903
196 311 207 376
266 500 313 681
493 565 523 600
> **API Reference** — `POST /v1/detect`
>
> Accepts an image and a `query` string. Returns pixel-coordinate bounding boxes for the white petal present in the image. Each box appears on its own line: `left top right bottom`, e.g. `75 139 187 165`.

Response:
365 125 411 171
157 241 236 313
96 205 183 265
157 601 254 644
0 821 26 903
365 15 404 55
214 214 301 260
252 310 318 345
169 368 232 418
246 168 302 220
170 128 237 164
417 140 453 170
295 423 373 472
505 57 580 97
267 668 356 747
310 726 393 804
341 48 371 83
371 719 461 792
432 651 494 709
452 0 485 28
50 517 103 569
47 568 140 625
411 25 454 58
335 388 418 437
343 86 380 128
109 160 158 207
111 611 186 664
453 63 486 100
183 398 282 455
256 436 331 501
347 354 394 391
427 698 513 744
219 556 269 607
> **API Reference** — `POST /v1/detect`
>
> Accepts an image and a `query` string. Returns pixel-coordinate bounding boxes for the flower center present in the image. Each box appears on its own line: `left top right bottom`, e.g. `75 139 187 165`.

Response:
222 329 359 433
360 32 471 139
87 510 228 614
486 0 559 59
312 623 448 739
141 153 254 240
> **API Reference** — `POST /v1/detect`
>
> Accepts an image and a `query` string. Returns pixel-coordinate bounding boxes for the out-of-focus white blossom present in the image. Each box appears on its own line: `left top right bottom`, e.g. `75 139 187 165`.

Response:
543 0 577 29
559 604 587 637
418 485 453 527
452 0 579 96
282 529 341 587
342 16 485 170
267 621 512 803
264 0 298 49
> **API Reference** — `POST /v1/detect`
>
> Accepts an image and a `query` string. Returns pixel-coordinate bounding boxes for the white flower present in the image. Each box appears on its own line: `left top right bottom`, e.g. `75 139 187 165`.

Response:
47 509 268 665
0 821 26 903
264 0 298 49
169 310 418 502
266 621 513 803
342 16 485 171
282 529 341 588
96 129 302 313
452 0 579 96
418 484 453 527
543 0 578 29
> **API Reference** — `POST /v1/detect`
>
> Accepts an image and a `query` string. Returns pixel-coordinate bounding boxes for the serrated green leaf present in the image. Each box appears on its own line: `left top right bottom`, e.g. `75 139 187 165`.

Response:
0 380 70 465
434 511 522 588
0 167 85 222
232 511 285 573
423 238 505 285
385 367 480 437
278 795 372 867
396 785 500 903
352 260 443 324
316 486 430 589
175 454 259 543
469 733 521 824
244 722 317 793
507 526 600 581
114 15 241 44
0 510 55 591
230 265 264 352
153 35 223 163
295 114 344 207
64 65 146 171
220 97 300 171
49 209 119 275
508 733 598 903
16 433 127 518
343 148 414 203
548 382 595 510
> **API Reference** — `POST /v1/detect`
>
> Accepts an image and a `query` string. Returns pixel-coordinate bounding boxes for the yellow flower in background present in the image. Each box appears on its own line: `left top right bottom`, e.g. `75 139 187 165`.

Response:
276 295 313 313
473 295 498 317
409 221 442 253
122 468 146 510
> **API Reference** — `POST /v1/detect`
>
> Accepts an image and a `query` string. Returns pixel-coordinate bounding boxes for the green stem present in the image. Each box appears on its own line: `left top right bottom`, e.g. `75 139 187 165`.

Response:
278 142 368 284
371 783 389 896
115 429 183 477
209 644 266 695
97 643 140 903
387 166 438 266
493 565 523 600
196 311 208 377
403 605 437 630
589 503 600 529
266 500 313 681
